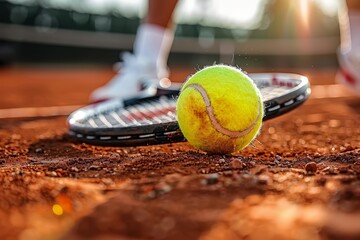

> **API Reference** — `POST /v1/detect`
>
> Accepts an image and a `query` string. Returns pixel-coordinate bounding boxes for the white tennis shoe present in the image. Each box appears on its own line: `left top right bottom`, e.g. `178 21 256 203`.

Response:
337 6 360 95
90 52 169 103
337 49 360 95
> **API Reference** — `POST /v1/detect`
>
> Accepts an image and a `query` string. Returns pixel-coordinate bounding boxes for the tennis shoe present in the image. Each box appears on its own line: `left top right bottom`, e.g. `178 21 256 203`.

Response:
90 52 169 103
337 49 360 95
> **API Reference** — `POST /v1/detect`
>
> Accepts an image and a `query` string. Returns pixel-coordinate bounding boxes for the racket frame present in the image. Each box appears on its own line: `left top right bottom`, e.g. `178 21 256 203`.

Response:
68 73 311 146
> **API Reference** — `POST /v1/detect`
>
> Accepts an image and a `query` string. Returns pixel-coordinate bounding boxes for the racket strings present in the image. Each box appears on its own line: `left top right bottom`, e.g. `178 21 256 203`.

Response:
253 76 301 88
260 86 293 101
84 82 304 129
85 97 177 128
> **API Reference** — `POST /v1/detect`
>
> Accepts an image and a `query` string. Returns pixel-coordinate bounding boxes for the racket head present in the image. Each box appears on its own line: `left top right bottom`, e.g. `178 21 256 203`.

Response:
68 73 310 146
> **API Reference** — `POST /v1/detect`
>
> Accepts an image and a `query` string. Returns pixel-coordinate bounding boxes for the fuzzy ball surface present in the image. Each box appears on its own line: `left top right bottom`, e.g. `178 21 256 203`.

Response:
176 65 263 154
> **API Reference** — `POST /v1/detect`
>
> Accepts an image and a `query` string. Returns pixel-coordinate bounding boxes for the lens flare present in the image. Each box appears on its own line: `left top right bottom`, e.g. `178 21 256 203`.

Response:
52 204 64 216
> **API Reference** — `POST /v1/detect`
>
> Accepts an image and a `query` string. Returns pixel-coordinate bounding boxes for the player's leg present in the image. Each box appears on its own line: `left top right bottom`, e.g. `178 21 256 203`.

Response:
337 0 360 94
90 0 178 103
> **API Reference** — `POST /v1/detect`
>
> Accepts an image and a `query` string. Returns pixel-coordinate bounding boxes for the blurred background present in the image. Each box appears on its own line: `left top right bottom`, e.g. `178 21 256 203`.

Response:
0 0 341 69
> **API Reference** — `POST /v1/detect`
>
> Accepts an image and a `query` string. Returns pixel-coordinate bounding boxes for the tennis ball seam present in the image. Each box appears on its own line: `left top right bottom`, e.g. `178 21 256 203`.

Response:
185 83 261 139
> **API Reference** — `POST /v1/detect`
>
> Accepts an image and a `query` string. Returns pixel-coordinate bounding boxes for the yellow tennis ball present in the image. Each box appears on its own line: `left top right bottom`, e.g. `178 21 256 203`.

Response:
176 65 264 154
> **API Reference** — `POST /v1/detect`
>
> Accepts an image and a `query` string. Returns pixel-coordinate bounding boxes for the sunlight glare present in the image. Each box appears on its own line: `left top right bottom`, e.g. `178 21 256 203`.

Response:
315 0 341 16
176 0 266 29
299 0 310 34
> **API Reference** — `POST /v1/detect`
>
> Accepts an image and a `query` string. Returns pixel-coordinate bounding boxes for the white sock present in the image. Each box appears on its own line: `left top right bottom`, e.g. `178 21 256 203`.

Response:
133 23 174 71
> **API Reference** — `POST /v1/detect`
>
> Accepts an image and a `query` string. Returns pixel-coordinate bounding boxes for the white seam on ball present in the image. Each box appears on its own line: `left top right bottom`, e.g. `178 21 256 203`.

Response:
185 83 261 139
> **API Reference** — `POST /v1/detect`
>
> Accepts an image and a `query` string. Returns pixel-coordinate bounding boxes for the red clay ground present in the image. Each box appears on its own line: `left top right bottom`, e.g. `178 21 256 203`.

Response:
0 66 359 240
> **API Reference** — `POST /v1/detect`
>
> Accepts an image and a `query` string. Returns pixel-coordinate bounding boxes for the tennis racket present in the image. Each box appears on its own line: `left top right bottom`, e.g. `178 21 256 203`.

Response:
68 73 311 146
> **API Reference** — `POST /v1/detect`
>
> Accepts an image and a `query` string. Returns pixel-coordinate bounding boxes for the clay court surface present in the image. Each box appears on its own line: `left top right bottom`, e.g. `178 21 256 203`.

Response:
0 66 359 240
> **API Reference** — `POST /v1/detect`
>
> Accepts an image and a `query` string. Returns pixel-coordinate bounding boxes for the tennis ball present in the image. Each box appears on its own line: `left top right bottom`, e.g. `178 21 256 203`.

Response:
176 65 263 154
